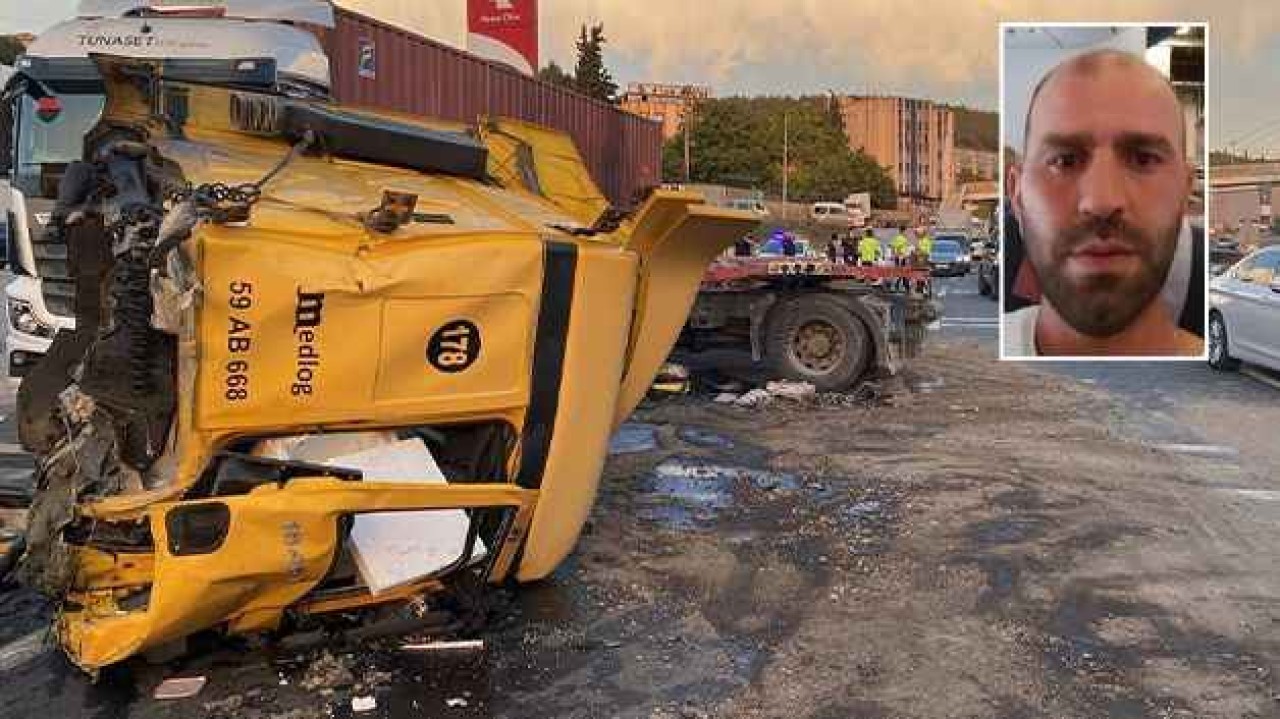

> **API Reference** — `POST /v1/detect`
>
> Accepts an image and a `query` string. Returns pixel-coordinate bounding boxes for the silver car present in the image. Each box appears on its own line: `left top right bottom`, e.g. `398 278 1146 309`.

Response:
1209 246 1280 372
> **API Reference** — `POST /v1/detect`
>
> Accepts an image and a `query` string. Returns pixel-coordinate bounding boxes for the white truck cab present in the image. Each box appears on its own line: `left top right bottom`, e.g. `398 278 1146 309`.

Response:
1 0 332 375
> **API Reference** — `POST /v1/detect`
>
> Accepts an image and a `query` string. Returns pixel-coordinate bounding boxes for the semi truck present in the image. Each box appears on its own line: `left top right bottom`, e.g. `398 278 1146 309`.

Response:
5 47 757 673
685 254 935 391
2 1 335 376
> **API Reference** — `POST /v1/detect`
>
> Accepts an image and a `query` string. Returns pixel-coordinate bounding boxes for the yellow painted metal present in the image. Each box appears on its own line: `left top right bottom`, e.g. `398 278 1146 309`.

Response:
62 480 534 669
479 117 611 227
295 578 445 616
53 60 758 669
516 243 637 579
68 546 155 591
613 194 762 426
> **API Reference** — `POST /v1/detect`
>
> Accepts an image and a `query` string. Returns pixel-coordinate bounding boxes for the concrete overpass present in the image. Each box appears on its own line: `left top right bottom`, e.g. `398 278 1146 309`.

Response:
1209 162 1280 188
1210 163 1280 232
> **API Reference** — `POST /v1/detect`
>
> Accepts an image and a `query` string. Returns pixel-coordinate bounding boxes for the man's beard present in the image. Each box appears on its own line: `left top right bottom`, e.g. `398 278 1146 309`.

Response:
1025 213 1179 338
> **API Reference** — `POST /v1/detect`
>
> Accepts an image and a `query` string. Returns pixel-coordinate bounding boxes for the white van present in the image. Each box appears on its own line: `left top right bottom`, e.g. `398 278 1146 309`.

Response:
809 202 849 227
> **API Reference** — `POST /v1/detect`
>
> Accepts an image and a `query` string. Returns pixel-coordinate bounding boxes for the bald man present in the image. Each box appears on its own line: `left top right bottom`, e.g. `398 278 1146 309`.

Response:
1004 49 1203 357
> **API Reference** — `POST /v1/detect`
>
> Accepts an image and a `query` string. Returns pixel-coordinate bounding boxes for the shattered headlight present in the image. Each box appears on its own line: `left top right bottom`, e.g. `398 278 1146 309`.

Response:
7 298 56 339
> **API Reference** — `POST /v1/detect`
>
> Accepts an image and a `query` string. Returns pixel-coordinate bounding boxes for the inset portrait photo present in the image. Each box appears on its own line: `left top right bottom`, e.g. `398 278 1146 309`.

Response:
1000 24 1207 359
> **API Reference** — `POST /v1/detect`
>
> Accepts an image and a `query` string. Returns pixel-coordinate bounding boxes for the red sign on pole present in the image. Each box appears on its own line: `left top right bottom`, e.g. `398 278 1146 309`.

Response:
466 0 538 76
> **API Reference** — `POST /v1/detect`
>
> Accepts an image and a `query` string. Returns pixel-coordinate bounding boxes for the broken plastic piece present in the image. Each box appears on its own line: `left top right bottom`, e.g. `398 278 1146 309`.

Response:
153 676 206 700
338 439 488 593
399 639 484 653
256 434 487 593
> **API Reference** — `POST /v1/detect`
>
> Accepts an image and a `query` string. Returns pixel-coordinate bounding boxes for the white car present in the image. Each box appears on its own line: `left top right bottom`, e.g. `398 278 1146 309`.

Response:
1208 246 1280 373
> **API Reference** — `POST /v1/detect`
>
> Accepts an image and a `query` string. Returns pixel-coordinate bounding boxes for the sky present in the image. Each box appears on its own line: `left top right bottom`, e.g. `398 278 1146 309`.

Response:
4 0 1280 154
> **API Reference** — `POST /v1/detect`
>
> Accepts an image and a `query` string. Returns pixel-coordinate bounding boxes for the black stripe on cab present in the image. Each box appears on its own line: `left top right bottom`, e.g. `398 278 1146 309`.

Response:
515 241 577 489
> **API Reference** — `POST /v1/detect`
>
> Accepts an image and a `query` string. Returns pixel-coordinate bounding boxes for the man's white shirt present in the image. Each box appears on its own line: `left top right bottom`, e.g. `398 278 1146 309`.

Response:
1001 219 1194 359
1002 305 1040 357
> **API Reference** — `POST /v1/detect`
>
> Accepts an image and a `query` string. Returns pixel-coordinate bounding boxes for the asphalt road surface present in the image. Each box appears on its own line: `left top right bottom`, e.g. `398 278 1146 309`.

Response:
0 272 1276 718
932 271 1280 474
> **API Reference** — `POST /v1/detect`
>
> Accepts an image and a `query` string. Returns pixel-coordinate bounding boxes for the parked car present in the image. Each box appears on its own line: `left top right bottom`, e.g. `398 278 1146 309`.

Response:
1208 246 1280 373
1210 237 1245 277
929 236 971 276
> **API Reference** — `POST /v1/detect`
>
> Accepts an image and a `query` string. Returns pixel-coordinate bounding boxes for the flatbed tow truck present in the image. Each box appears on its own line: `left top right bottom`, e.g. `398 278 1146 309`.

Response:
682 254 937 391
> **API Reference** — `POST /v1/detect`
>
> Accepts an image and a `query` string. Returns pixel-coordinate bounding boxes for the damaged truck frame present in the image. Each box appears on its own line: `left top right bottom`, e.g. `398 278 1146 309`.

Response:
684 258 935 391
4 49 757 673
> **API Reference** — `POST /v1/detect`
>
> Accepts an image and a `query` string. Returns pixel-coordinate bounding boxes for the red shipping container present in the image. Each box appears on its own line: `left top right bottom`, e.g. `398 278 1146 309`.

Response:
313 8 661 207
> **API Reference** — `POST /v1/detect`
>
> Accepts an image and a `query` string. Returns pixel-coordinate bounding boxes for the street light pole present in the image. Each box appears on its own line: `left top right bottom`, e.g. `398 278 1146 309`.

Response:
681 86 698 184
682 102 692 183
782 112 789 220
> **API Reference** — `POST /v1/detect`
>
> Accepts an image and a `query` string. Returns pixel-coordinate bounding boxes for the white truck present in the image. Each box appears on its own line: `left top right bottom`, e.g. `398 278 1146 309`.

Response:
1 0 333 375
843 192 870 228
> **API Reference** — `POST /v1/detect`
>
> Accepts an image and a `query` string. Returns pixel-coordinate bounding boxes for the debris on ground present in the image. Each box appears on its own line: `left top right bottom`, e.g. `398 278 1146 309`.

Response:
153 676 207 700
399 639 485 654
351 694 377 713
446 697 469 708
201 695 243 716
651 362 693 394
730 380 816 408
732 388 772 407
763 380 816 402
297 651 355 692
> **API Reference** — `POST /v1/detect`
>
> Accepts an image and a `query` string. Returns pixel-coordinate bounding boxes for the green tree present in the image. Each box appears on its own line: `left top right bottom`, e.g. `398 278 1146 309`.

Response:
952 106 999 151
661 97 896 207
537 60 575 90
1210 150 1269 165
572 24 617 102
0 35 26 65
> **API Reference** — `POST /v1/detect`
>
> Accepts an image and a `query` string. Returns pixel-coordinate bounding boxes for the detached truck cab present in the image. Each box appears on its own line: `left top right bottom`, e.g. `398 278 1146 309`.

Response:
1 0 333 375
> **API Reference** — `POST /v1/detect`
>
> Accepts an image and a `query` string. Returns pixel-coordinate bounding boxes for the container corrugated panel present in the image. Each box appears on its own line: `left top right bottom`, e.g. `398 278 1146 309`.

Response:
317 8 660 207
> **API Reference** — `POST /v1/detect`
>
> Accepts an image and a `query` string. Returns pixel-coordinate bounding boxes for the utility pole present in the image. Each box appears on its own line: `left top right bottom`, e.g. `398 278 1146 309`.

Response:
683 115 691 182
681 85 699 183
782 112 789 220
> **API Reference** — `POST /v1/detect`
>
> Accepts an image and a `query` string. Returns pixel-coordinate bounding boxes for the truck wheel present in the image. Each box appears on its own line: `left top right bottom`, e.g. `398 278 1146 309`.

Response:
764 295 872 392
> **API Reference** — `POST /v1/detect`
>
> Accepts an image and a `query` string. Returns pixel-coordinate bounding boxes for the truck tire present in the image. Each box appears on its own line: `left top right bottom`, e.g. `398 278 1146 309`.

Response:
764 294 872 392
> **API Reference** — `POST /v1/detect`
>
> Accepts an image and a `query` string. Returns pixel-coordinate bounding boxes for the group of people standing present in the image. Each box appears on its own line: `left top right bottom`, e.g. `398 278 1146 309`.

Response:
826 227 935 267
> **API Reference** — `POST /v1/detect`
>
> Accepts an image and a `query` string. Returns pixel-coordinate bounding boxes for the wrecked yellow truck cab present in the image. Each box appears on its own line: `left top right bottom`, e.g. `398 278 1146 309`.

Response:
16 57 758 671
